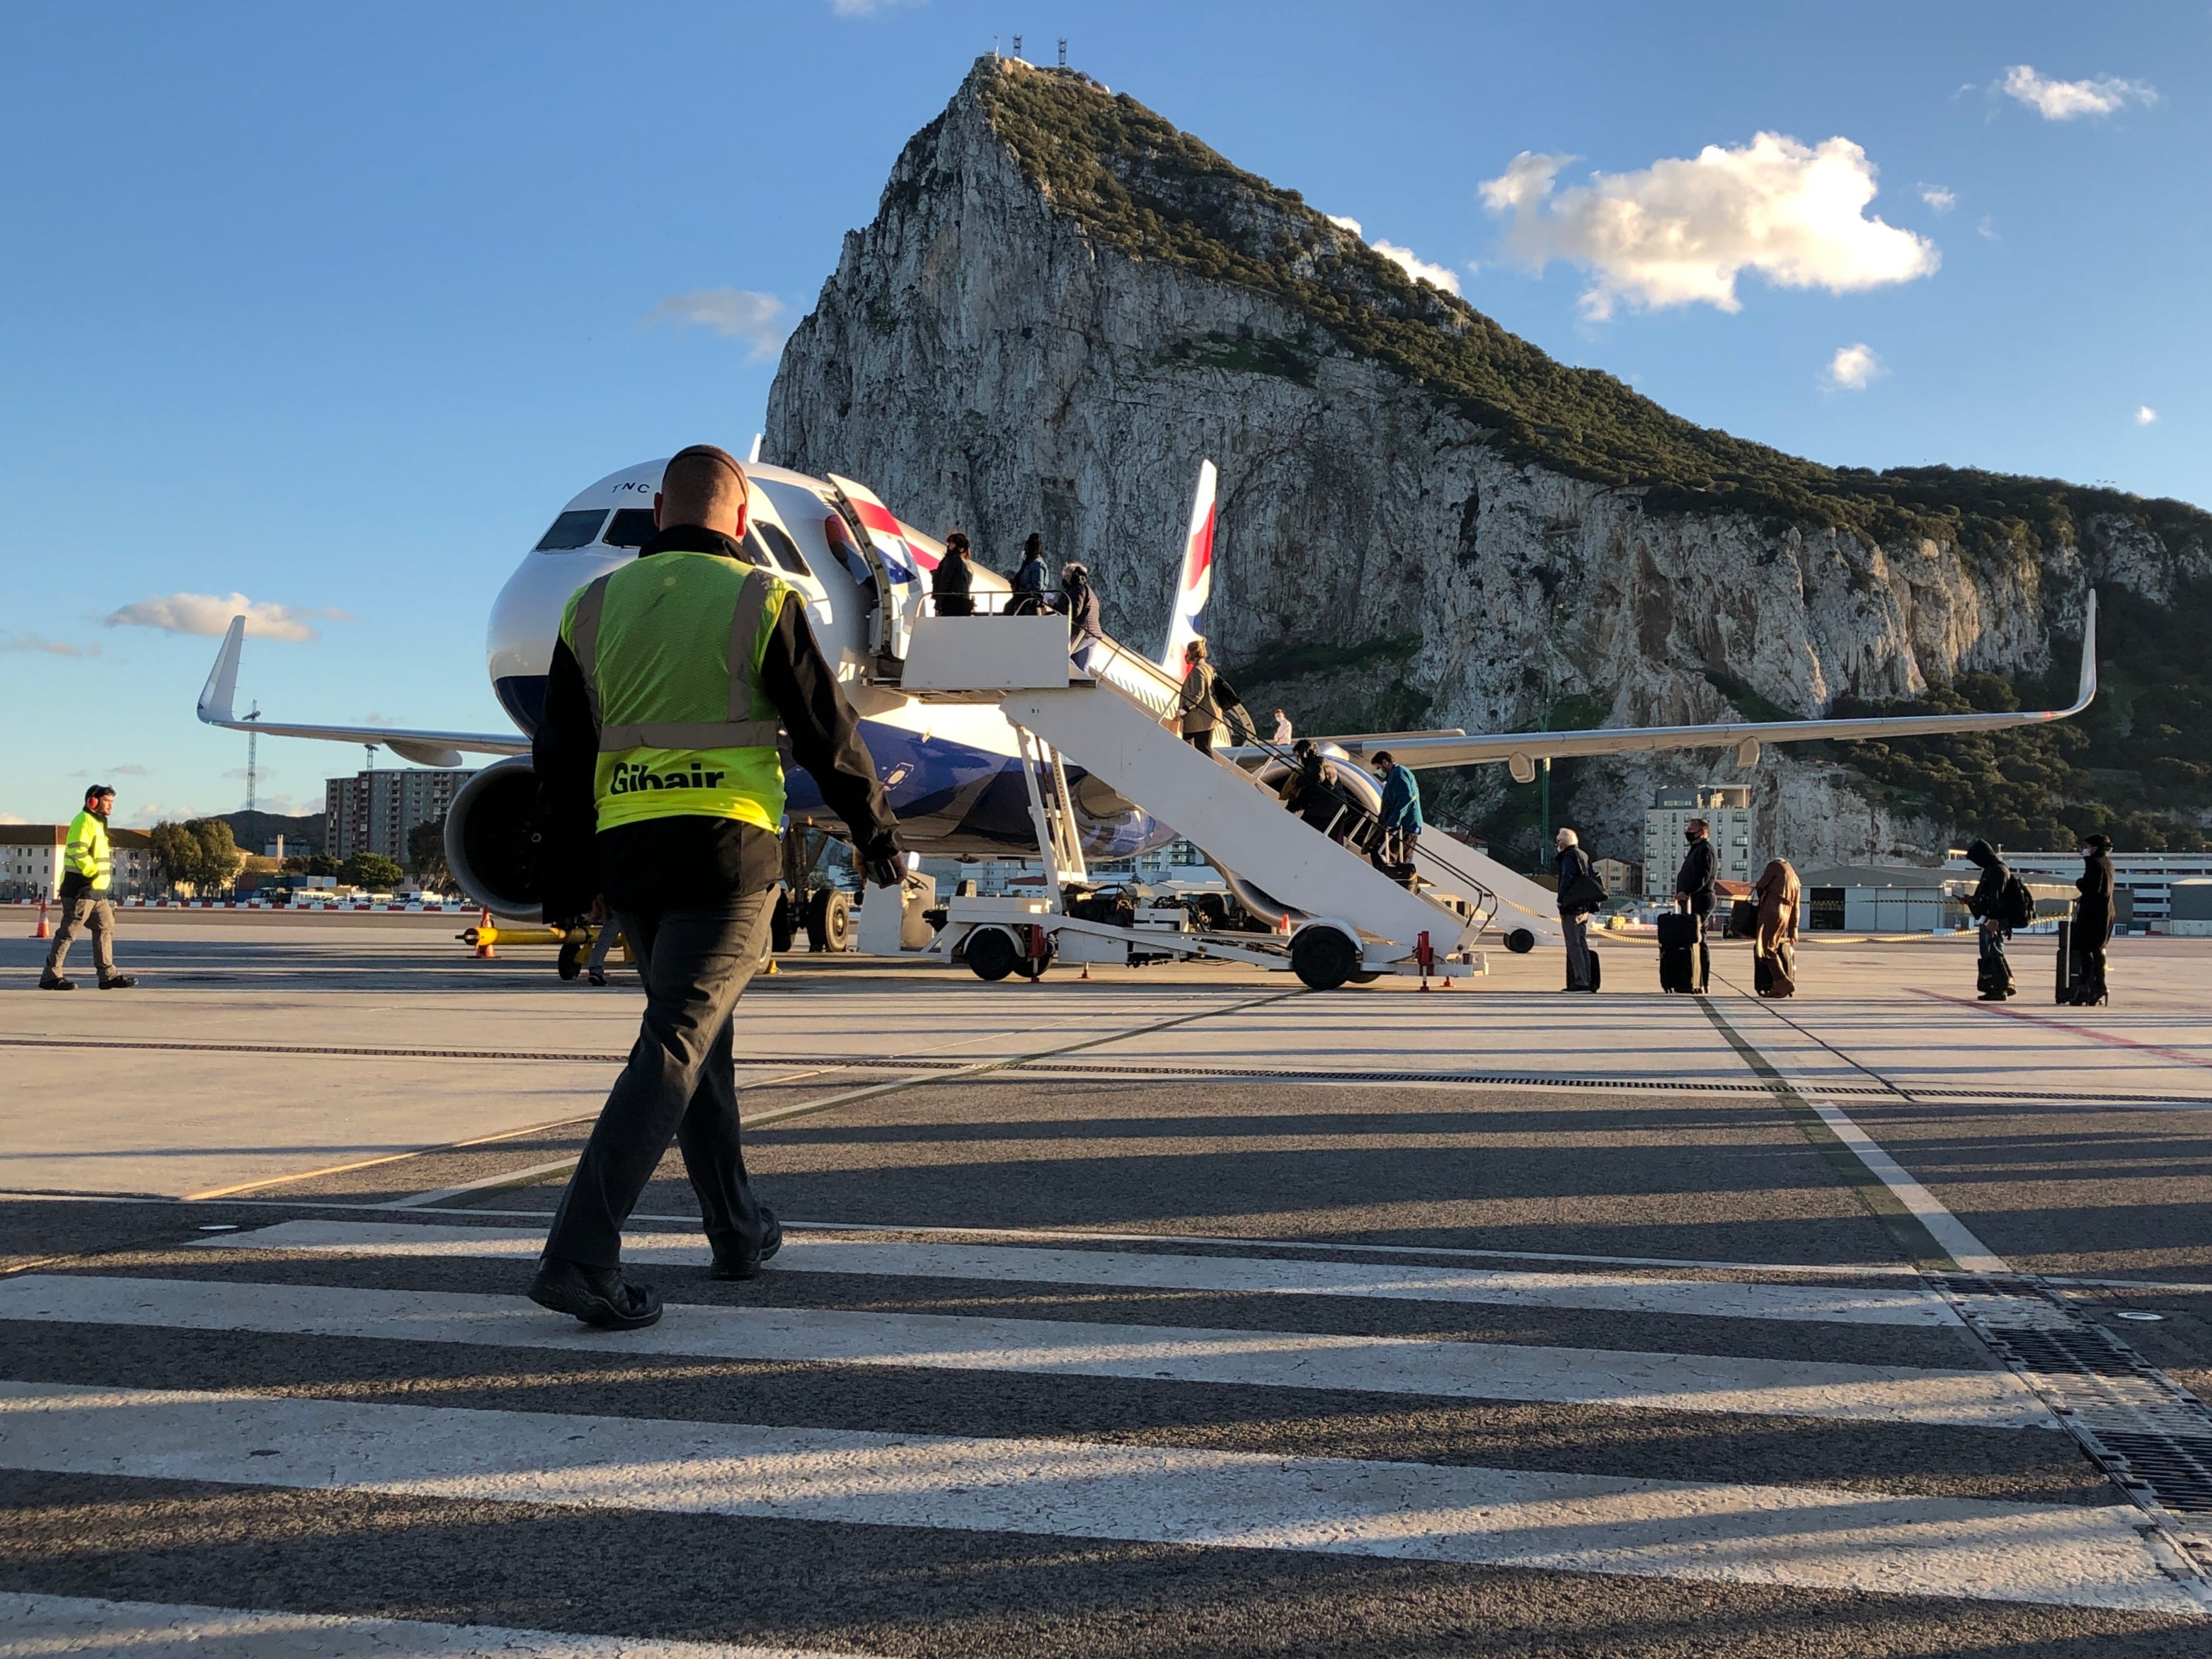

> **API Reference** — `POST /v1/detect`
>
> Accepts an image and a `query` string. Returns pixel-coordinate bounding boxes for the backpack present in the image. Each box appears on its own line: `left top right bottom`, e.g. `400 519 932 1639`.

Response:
2000 873 2035 930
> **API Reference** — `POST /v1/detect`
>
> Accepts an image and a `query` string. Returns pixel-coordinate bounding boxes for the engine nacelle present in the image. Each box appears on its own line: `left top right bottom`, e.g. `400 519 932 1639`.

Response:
445 755 549 919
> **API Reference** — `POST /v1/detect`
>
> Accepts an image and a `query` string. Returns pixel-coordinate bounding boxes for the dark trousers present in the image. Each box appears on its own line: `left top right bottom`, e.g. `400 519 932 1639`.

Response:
45 894 115 980
1183 728 1215 752
1561 912 1592 989
1978 926 2013 994
544 890 775 1270
2078 941 2108 999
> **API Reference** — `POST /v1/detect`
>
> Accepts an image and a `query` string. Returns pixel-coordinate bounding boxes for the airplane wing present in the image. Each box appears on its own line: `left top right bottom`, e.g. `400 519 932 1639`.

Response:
1294 592 2098 779
195 615 529 767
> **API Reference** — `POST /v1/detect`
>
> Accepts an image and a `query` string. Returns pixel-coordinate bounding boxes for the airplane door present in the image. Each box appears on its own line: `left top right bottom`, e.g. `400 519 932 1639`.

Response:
827 474 926 667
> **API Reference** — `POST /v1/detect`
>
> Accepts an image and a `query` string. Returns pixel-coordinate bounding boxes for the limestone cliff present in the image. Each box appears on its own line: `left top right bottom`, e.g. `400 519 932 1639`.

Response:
767 57 2212 868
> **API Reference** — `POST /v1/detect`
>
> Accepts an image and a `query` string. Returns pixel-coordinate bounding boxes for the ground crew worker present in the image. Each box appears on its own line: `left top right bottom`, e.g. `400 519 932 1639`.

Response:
529 444 902 1331
40 785 136 991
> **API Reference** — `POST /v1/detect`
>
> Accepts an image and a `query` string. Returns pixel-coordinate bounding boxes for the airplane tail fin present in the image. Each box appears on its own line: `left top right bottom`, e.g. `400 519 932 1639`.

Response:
197 615 246 724
1161 459 1217 677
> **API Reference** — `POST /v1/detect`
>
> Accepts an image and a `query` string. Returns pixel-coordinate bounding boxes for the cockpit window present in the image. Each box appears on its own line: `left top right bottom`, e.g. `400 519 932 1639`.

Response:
603 508 658 549
753 521 815 580
534 509 607 551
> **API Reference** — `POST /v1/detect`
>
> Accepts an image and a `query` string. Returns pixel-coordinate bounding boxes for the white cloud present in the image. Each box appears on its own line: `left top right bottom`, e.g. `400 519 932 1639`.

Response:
110 764 150 776
1372 241 1462 296
0 632 95 657
2137 406 2157 425
2000 64 2155 120
1324 214 1460 295
827 0 911 14
1976 215 1998 241
1918 184 1956 213
1479 134 1939 319
1825 343 1884 391
101 592 348 642
641 287 790 358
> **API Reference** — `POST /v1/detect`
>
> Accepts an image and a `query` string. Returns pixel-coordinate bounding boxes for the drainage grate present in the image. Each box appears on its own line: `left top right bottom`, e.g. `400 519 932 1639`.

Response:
1932 1271 2212 1571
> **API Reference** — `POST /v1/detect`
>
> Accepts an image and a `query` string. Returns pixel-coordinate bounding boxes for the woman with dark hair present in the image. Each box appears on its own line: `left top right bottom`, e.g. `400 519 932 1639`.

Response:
1009 533 1050 615
932 531 975 616
2072 833 2115 1005
1057 561 1104 670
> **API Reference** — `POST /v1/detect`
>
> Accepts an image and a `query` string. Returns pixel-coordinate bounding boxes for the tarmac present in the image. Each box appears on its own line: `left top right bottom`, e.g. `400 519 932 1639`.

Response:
3 908 2210 1655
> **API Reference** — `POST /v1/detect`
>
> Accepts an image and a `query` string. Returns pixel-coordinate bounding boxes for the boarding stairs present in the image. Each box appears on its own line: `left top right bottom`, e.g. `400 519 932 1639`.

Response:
900 612 1558 985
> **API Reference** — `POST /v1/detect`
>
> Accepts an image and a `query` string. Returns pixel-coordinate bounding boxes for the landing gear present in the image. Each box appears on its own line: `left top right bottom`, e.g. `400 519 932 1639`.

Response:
1290 924 1360 991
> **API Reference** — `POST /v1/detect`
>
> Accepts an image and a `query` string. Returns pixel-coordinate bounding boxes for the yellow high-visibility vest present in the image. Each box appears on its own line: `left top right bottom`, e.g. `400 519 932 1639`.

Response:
64 809 111 892
559 552 793 833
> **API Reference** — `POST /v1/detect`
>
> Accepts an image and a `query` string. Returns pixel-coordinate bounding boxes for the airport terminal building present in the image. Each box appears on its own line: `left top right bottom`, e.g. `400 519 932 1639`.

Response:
0 823 158 902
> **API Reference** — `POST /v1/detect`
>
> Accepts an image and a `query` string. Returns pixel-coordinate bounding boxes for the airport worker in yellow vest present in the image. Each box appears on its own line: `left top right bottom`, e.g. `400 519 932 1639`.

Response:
529 444 902 1330
41 784 137 991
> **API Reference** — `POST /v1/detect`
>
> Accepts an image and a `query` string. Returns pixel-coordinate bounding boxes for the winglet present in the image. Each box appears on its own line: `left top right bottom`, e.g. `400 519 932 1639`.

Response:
2069 589 2099 715
197 615 245 725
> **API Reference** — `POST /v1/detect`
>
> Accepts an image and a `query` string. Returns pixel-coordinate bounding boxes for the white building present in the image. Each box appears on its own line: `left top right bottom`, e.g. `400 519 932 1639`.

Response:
1944 849 2212 931
0 824 159 902
326 768 478 863
1643 786 1755 898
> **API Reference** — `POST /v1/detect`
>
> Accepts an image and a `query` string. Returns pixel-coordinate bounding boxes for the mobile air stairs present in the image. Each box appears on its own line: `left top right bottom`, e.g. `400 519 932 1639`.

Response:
897 612 1562 989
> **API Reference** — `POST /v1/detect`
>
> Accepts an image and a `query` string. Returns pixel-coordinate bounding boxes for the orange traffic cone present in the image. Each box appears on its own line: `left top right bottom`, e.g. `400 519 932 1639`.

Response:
33 900 50 940
474 907 496 959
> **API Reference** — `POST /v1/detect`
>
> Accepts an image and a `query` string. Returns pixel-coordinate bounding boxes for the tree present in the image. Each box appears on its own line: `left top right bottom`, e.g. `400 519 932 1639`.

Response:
408 815 452 891
188 819 244 892
341 851 406 890
306 853 343 878
149 822 205 890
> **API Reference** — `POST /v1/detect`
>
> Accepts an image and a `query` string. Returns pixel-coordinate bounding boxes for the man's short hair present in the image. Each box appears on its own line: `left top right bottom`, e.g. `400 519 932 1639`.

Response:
660 444 748 527
85 784 115 802
1373 751 1394 766
1687 817 1709 833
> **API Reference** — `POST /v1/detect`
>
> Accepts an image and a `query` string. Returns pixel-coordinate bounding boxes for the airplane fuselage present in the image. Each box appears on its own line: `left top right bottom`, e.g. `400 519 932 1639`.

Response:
486 460 1176 863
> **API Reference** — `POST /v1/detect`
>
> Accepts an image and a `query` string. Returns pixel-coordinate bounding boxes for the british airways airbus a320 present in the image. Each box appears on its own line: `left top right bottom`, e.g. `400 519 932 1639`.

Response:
196 452 2097 921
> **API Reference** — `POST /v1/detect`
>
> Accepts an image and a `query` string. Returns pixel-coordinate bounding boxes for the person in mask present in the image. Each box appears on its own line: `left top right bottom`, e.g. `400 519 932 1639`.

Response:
1672 817 1717 993
2071 832 2115 1005
1963 838 2016 1001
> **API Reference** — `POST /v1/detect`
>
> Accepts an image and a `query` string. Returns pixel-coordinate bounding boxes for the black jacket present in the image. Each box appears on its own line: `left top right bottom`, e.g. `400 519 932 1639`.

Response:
930 551 974 616
1674 837 1717 915
2075 851 2115 943
1058 575 1103 643
1282 754 1343 832
534 524 900 920
1556 845 1593 917
1963 839 2011 926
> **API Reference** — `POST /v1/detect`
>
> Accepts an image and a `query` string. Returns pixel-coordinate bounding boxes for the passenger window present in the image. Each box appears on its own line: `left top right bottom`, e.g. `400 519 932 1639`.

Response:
535 510 608 551
603 508 658 549
755 521 814 579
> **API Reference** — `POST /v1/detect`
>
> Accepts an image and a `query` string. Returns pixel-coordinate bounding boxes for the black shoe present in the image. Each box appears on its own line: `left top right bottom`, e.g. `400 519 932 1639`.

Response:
586 968 607 986
1977 990 2006 1001
527 1258 663 1329
712 1210 784 1282
38 975 75 991
98 975 138 989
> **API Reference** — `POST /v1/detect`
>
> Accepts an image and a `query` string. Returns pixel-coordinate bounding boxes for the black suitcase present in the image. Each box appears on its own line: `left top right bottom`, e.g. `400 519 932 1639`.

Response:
1728 898 1758 939
1589 946 1601 992
1657 909 1700 993
1755 944 1796 998
2053 917 2077 1004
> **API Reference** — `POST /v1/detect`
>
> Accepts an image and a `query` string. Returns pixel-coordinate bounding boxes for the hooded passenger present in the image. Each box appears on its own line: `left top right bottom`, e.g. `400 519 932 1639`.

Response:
1964 839 2016 1001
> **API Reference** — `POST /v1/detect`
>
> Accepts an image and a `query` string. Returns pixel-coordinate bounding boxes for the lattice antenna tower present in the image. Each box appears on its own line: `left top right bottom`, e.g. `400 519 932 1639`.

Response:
244 701 261 815
1058 38 1067 67
1012 33 1022 59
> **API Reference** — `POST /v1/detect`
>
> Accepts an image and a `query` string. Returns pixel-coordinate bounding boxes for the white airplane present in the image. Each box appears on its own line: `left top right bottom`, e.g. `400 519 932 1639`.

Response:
197 454 2097 922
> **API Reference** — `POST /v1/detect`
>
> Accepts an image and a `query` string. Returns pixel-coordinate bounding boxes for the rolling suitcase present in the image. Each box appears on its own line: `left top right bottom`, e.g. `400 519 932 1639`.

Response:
1755 943 1796 998
2053 917 2078 1005
1657 904 1700 993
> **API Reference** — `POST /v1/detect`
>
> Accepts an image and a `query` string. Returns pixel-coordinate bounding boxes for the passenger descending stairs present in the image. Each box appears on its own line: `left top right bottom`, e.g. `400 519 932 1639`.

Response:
958 624 1562 955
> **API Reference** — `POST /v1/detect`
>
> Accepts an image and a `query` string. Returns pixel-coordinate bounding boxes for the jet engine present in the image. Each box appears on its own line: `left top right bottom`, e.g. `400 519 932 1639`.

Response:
443 755 549 919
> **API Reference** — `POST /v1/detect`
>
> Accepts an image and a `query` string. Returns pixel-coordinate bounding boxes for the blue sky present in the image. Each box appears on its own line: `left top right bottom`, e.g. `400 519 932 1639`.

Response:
2 1 2203 827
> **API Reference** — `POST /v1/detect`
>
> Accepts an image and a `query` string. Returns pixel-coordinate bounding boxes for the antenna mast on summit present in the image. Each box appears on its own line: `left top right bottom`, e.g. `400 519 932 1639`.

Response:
244 701 260 815
1058 38 1067 67
1012 34 1022 59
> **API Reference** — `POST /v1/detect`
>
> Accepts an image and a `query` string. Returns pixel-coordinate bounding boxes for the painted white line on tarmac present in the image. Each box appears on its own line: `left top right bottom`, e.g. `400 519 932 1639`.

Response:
205 1219 1961 1328
0 1274 2050 1428
0 1591 857 1658
0 1382 2185 1614
1702 997 2009 1273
